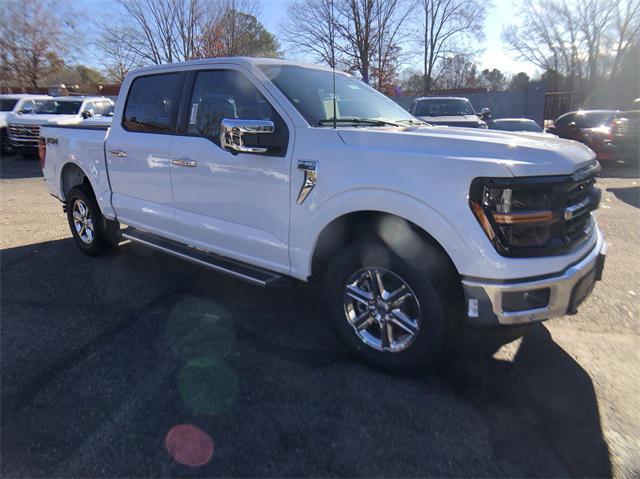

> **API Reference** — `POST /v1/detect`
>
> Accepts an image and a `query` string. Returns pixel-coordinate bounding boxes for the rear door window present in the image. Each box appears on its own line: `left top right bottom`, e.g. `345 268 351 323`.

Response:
123 73 183 133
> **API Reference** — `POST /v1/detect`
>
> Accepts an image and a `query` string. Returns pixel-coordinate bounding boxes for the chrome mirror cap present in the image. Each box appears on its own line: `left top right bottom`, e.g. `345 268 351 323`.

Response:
220 118 274 154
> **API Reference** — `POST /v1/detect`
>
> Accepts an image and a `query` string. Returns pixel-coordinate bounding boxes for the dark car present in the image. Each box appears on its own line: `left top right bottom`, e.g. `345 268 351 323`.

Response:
488 118 544 133
546 109 617 161
410 97 488 128
611 110 639 163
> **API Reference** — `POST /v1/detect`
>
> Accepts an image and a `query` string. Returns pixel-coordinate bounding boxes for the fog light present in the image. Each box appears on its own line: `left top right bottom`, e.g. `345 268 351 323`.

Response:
502 288 550 312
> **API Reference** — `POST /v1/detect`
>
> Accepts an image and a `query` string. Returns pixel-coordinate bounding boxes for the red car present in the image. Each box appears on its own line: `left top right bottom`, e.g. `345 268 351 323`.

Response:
546 110 617 161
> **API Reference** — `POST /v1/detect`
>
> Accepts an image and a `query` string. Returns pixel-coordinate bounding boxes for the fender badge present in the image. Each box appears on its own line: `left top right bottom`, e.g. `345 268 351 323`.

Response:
296 160 317 204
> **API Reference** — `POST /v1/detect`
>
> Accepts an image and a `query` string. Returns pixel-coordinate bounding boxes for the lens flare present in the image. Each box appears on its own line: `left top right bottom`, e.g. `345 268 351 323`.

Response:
179 356 238 415
165 298 235 361
165 424 214 467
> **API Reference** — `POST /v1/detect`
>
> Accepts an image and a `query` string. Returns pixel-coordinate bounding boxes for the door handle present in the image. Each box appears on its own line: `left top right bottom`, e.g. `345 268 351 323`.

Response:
171 158 197 167
109 149 127 158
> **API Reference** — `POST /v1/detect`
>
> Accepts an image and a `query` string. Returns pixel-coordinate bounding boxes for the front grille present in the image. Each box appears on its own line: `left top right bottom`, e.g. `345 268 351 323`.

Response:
554 164 600 250
8 124 40 142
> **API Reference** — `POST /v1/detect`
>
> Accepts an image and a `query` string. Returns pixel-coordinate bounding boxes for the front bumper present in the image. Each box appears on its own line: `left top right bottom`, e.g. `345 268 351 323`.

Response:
462 233 607 327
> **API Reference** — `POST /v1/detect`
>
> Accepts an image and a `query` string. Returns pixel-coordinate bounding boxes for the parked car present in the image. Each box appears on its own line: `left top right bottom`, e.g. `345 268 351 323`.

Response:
410 96 488 128
7 96 114 155
0 94 52 154
546 110 617 161
40 58 606 373
610 110 639 163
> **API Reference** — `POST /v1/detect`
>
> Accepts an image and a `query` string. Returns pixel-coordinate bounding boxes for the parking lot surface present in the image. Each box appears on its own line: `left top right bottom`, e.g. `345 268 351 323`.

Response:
1 153 638 477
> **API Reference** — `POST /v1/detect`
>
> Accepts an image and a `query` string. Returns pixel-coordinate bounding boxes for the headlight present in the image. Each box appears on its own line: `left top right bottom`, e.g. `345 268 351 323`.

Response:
470 182 555 252
469 167 601 257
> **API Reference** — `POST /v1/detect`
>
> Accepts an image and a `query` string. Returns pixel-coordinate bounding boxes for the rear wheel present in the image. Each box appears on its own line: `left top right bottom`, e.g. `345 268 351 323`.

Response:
322 241 462 374
66 185 109 256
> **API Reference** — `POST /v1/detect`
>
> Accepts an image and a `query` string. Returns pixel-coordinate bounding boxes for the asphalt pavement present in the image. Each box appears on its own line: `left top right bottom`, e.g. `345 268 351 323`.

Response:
1 153 638 477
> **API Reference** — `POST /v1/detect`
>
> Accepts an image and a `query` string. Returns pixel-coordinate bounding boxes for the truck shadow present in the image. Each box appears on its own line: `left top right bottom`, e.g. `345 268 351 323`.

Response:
598 161 639 179
0 238 612 477
608 186 639 209
0 153 42 179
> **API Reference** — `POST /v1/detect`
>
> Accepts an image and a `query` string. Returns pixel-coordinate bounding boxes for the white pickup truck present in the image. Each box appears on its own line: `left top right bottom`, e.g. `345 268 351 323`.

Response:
0 94 52 153
40 57 606 372
8 96 114 155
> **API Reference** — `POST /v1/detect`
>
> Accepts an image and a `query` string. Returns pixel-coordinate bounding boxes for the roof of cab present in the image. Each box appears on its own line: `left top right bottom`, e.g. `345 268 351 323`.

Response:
0 93 51 100
413 96 470 101
127 56 338 76
492 118 538 122
47 96 111 102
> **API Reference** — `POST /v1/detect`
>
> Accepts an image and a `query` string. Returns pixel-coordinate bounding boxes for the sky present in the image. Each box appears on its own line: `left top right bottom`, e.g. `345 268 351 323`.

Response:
79 0 539 78
259 0 539 77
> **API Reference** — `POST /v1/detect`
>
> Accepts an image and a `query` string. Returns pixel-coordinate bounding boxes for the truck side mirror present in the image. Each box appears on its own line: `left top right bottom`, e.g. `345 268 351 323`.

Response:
82 110 93 119
220 118 274 154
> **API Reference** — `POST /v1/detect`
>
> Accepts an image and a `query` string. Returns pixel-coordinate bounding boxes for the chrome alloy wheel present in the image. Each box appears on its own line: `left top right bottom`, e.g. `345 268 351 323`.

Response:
72 199 95 244
343 267 421 352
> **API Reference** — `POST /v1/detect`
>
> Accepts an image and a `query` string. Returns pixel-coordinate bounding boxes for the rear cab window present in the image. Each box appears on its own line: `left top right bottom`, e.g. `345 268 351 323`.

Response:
123 73 183 133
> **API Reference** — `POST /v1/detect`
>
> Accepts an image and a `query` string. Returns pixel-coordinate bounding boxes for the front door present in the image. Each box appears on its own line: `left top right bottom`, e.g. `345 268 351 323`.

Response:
169 68 293 273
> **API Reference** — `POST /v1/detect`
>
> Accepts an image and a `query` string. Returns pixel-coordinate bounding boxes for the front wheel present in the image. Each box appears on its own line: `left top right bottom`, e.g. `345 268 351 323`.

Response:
66 185 109 256
322 241 462 374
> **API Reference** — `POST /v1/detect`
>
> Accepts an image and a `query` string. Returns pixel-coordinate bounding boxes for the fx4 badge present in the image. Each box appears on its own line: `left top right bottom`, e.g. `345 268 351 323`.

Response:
296 160 317 205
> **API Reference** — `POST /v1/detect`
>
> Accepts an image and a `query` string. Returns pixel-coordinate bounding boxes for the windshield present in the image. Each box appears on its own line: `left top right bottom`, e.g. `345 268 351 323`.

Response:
0 99 18 112
492 120 542 132
34 100 83 115
259 65 416 126
101 103 115 116
414 99 475 117
577 112 615 128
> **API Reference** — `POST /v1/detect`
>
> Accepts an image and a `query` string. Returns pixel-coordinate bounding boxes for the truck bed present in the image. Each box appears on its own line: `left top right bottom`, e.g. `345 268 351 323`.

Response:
40 124 114 218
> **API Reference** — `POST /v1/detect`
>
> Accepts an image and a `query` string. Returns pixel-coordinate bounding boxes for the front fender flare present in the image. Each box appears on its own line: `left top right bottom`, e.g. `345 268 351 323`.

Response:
290 188 472 280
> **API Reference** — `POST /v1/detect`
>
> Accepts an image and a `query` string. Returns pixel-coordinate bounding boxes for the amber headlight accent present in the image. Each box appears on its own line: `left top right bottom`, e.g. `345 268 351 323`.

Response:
492 210 555 225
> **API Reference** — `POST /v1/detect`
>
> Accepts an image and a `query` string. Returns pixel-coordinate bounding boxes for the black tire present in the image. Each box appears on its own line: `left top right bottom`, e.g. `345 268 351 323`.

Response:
66 185 109 256
322 240 463 374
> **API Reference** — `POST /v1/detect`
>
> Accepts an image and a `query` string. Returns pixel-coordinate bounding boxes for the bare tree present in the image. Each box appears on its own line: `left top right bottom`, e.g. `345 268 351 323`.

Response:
372 0 414 90
418 0 488 93
281 0 337 66
436 53 479 89
282 0 412 86
95 25 145 82
503 0 640 92
334 0 377 83
0 0 77 90
97 0 275 69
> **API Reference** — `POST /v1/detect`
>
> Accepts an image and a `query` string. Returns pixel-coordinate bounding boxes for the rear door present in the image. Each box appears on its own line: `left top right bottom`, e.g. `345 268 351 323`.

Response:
169 67 293 273
106 72 184 237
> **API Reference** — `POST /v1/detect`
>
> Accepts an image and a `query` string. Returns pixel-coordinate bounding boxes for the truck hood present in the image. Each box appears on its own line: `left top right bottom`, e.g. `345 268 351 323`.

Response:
337 125 596 176
8 113 81 126
416 114 482 128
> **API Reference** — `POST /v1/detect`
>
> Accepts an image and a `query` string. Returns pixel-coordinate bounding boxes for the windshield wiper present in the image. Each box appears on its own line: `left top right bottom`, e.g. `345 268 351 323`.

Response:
318 118 402 127
396 119 427 125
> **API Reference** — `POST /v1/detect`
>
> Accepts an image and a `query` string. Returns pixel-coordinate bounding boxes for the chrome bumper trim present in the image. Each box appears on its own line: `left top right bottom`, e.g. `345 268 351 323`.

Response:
462 232 606 325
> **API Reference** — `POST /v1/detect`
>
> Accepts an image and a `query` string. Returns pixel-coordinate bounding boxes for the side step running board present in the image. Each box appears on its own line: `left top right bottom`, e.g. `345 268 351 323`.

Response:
121 228 283 287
